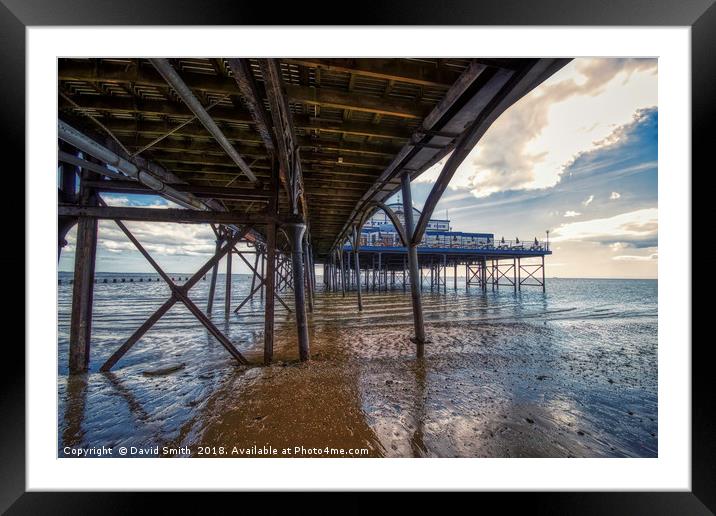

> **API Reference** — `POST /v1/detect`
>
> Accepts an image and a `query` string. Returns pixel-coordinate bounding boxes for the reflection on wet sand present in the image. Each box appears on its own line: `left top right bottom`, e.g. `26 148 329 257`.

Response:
58 278 658 458
61 374 88 449
103 372 150 423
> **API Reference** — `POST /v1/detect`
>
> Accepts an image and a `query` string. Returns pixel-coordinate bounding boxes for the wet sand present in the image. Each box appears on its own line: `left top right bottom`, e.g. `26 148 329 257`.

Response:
58 278 658 458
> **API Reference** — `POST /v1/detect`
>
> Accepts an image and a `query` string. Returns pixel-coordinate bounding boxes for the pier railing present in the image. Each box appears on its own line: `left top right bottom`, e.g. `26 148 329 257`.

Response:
350 236 550 252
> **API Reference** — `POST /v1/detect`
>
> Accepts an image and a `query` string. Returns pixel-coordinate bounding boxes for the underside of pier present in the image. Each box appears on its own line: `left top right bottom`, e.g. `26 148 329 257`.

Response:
58 57 569 373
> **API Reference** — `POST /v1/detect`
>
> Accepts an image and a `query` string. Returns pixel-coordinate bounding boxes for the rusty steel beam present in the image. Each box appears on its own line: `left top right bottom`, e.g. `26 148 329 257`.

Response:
58 204 274 225
83 180 271 200
97 119 264 144
95 115 412 143
259 59 306 218
284 83 431 120
58 120 208 210
150 58 260 185
59 94 254 127
59 60 239 94
61 61 432 120
137 140 268 158
299 139 402 158
283 59 460 88
144 151 267 167
226 58 275 154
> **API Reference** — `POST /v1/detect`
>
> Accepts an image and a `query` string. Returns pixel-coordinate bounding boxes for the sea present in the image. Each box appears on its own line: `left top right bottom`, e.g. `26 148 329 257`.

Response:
57 273 658 458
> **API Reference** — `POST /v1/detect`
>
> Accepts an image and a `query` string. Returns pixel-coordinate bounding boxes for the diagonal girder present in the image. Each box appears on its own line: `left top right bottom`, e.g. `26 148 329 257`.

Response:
233 247 291 313
100 225 250 371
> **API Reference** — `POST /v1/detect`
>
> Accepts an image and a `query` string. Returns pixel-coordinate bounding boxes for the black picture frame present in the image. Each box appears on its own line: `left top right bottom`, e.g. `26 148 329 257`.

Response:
5 0 710 512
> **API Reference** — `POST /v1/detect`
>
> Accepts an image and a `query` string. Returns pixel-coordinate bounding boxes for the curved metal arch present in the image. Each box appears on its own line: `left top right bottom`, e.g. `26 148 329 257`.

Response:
58 215 79 261
358 201 409 248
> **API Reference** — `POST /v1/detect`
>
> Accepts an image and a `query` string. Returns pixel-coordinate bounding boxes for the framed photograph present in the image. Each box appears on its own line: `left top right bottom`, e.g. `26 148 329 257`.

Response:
6 0 710 511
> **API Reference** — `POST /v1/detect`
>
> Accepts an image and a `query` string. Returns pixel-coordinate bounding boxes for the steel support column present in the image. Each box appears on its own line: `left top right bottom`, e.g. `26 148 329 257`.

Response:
286 222 310 361
403 256 407 292
518 257 521 291
264 224 276 365
401 174 426 357
352 225 363 311
207 235 222 314
443 254 447 293
69 214 98 374
339 249 346 297
377 253 382 291
303 237 314 313
260 249 265 301
225 246 232 317
309 244 316 294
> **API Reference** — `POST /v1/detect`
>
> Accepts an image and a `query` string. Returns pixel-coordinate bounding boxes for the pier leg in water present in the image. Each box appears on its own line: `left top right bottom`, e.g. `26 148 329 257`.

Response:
250 250 259 298
443 254 447 293
303 237 314 313
401 174 426 357
207 233 222 314
339 249 346 297
69 213 98 374
403 256 407 292
518 257 522 292
260 249 265 301
378 253 382 291
366 257 370 290
352 224 363 311
309 243 317 295
264 224 276 365
430 259 434 292
286 221 310 361
225 245 232 317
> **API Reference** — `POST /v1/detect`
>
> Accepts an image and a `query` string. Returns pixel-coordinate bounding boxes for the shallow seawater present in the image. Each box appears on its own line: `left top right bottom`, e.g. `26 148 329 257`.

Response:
57 274 657 458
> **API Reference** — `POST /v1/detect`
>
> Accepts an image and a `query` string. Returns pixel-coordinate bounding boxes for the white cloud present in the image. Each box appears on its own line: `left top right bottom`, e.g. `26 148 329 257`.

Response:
415 58 657 199
564 210 581 218
551 207 657 243
582 195 594 206
95 219 217 257
610 191 621 200
609 242 628 251
86 193 216 257
102 194 177 209
613 252 658 262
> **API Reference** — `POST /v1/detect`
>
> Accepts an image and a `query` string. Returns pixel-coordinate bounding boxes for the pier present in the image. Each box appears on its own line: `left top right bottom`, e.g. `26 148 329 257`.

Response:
57 57 568 373
324 202 550 295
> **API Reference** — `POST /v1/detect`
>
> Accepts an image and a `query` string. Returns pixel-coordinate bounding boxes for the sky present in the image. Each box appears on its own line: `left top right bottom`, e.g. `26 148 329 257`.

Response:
59 58 658 278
